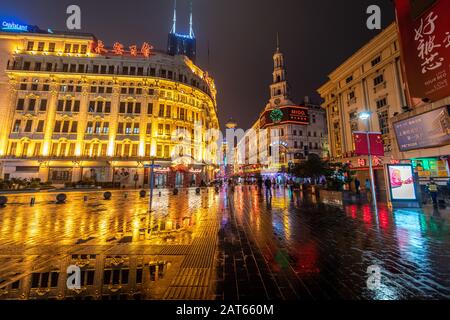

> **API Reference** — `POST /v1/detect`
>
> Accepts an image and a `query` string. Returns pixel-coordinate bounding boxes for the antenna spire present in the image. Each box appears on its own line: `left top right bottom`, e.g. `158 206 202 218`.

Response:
276 32 280 51
189 0 195 38
171 0 177 34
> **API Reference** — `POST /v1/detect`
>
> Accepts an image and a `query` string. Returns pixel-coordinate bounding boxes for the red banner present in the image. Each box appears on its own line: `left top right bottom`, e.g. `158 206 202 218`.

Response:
395 0 450 102
353 132 385 156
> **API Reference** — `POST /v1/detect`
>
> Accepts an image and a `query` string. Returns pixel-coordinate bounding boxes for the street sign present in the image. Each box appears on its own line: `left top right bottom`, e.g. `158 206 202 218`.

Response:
144 164 161 168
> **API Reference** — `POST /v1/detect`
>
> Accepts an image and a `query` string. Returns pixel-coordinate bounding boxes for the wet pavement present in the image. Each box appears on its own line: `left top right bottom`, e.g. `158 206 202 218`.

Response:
0 187 449 300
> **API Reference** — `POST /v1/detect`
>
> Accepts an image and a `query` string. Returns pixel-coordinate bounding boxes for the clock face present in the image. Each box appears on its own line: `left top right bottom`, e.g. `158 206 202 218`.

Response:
270 109 283 123
274 98 281 105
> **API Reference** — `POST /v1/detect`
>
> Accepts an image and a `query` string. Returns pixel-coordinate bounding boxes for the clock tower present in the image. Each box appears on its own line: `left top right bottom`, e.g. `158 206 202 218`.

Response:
267 33 293 110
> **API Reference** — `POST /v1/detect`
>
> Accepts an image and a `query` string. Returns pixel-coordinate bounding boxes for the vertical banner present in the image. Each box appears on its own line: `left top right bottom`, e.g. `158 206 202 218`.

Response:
395 0 450 102
353 132 385 156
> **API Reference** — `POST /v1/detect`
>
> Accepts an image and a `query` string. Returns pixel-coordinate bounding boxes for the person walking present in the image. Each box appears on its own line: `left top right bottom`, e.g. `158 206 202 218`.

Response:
354 178 361 195
365 179 372 203
264 178 272 199
257 176 263 195
427 178 439 208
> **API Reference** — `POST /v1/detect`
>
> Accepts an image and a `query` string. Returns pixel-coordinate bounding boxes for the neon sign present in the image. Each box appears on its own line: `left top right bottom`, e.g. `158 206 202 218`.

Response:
1 21 29 32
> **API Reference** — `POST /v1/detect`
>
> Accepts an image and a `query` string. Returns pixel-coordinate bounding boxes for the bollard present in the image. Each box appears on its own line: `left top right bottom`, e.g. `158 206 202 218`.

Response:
103 191 112 200
56 193 67 204
173 188 179 196
159 191 162 197
30 197 36 206
139 190 146 198
83 196 88 202
124 192 128 199
0 196 8 207
196 188 201 195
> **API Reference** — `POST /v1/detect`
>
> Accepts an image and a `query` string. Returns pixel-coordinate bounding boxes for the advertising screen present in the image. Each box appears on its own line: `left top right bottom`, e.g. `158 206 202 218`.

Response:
393 107 450 152
388 164 417 201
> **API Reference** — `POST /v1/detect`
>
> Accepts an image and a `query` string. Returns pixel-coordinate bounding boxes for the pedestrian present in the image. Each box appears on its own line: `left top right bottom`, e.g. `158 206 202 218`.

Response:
264 178 272 198
257 176 263 194
355 178 361 195
288 178 294 193
427 178 439 208
365 179 372 202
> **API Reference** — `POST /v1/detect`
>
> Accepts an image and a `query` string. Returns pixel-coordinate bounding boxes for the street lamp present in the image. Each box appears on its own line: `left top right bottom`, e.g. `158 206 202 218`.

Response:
359 111 378 212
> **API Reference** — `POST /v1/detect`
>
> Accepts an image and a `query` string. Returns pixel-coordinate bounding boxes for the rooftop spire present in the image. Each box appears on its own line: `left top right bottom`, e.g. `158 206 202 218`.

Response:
189 0 195 38
276 32 280 52
171 0 177 34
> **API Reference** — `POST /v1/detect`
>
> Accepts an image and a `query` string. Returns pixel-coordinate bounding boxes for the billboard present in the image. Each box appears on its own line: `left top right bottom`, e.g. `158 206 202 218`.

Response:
393 106 450 152
260 106 309 128
395 0 450 102
387 164 417 201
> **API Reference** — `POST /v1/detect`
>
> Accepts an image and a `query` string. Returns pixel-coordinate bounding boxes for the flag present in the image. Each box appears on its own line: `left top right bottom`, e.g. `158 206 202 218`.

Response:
353 132 384 156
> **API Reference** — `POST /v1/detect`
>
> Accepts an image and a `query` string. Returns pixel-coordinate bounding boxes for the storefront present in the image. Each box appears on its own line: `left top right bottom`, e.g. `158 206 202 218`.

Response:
412 157 449 181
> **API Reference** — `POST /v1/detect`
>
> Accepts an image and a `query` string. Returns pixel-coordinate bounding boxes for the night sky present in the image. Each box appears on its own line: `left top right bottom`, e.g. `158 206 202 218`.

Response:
0 0 395 129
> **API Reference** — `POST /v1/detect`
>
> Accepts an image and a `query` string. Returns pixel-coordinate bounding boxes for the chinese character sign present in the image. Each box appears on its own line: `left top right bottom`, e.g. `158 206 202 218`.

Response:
395 0 450 102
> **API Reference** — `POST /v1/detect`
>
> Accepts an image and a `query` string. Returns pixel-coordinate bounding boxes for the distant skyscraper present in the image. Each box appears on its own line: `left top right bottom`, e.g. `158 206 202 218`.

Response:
167 0 197 62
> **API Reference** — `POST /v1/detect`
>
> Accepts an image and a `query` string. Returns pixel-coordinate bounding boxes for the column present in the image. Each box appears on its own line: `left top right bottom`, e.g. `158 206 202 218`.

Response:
0 81 18 156
108 84 121 156
76 81 90 156
42 82 59 156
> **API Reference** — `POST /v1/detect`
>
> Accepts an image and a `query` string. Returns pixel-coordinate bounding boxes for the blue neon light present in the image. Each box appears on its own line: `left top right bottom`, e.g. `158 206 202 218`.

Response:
174 32 194 39
1 20 29 32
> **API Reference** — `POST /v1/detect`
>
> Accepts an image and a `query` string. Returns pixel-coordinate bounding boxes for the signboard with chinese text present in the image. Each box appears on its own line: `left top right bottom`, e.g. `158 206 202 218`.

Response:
393 106 450 152
395 0 450 101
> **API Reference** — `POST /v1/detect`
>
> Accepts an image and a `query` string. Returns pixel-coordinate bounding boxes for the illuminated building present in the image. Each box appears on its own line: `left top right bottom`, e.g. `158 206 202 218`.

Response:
235 36 327 181
0 18 219 188
167 0 197 62
317 23 408 194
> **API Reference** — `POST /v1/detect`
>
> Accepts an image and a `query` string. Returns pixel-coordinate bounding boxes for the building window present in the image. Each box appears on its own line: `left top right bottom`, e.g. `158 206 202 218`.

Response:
36 120 45 133
13 120 21 132
133 123 140 135
54 121 62 133
71 121 78 133
371 56 381 67
147 103 153 115
37 42 45 51
374 74 385 86
376 97 388 109
48 43 55 52
378 110 389 135
24 120 33 132
40 99 48 111
103 122 109 134
27 41 34 51
346 75 353 84
86 122 93 134
146 123 152 135
117 123 124 134
16 99 25 110
125 123 132 134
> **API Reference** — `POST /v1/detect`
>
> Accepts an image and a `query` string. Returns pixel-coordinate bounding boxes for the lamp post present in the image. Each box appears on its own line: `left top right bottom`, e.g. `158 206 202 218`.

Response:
359 111 377 212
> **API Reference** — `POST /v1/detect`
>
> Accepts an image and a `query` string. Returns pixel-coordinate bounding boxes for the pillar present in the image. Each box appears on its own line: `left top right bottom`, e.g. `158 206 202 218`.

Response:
39 166 49 182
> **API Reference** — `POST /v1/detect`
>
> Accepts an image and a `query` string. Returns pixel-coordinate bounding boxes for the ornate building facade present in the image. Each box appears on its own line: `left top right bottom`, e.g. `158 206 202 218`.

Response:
317 23 407 195
0 21 219 188
235 39 327 181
